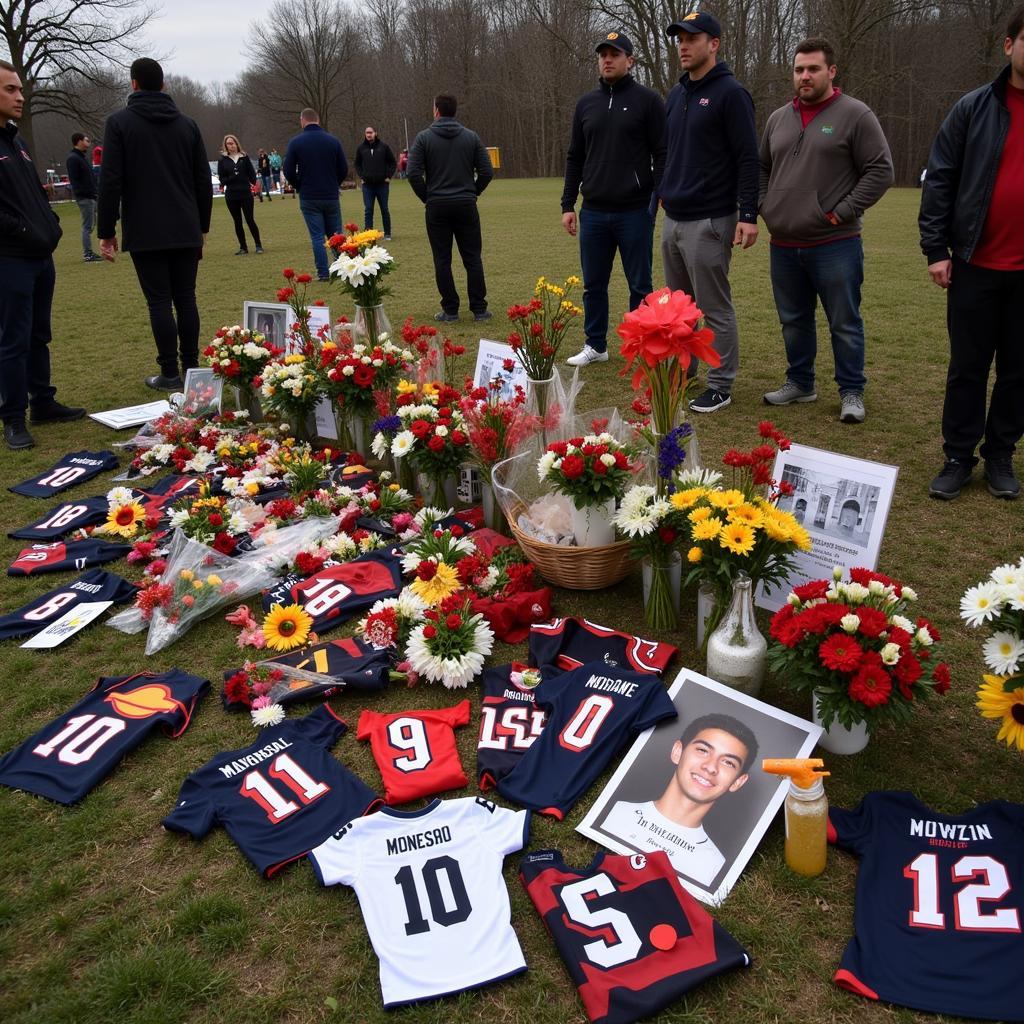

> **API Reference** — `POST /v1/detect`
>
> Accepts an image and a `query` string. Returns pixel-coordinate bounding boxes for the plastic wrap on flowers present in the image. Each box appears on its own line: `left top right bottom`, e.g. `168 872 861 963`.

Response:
242 515 342 572
525 366 584 443
492 437 573 545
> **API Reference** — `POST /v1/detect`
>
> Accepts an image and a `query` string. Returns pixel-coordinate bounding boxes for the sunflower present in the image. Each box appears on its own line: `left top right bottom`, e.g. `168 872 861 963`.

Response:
409 560 461 606
691 517 722 541
976 674 1024 751
728 503 764 528
670 487 705 510
99 500 148 538
262 603 313 651
719 521 756 555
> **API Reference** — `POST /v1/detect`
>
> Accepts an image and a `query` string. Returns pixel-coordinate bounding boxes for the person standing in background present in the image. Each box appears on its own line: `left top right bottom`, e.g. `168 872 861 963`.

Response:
91 143 102 187
283 108 347 281
355 125 396 239
257 148 272 202
218 135 263 254
269 147 282 191
98 57 212 392
66 132 102 262
0 59 85 450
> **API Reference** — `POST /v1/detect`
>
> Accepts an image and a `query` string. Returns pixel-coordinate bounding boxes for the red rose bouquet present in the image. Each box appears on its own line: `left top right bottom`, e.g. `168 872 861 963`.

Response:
537 432 639 510
400 402 469 508
204 326 281 390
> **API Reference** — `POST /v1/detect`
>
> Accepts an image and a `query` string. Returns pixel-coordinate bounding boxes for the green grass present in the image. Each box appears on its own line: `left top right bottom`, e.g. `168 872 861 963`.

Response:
0 180 1019 1024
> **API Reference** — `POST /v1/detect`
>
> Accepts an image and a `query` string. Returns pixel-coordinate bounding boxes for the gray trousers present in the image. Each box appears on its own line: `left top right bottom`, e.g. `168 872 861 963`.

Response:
661 212 739 392
76 198 96 256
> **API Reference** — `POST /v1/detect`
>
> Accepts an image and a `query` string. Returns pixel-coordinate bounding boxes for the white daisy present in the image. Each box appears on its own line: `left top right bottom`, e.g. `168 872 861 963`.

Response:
960 581 1002 627
106 486 136 506
371 431 390 460
982 632 1024 675
990 563 1023 588
391 431 415 457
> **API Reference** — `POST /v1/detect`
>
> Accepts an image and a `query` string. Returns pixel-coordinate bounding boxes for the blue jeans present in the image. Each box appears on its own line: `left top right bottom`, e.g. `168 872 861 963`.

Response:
299 198 342 278
76 198 96 256
769 237 866 394
579 206 653 353
362 182 391 235
0 255 57 423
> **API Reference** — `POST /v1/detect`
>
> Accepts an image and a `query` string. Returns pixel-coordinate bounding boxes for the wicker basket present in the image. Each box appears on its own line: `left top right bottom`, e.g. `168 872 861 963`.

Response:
508 503 636 590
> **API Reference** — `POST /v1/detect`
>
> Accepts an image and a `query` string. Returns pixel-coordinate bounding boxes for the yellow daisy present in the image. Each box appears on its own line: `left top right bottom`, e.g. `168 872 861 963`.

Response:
760 516 793 542
692 518 722 541
791 524 813 552
262 603 314 652
396 379 418 395
98 500 147 538
670 487 705 510
708 488 745 510
687 546 703 563
976 675 1024 751
719 521 756 555
410 561 461 607
688 506 713 524
728 503 764 528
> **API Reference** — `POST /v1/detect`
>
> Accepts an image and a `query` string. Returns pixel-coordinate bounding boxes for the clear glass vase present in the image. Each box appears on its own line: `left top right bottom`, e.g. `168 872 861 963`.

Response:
353 304 392 346
705 572 767 697
233 382 263 423
641 552 681 630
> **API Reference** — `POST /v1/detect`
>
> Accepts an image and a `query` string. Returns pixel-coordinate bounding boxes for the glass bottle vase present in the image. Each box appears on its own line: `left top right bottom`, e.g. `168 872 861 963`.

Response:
705 572 767 697
353 304 392 346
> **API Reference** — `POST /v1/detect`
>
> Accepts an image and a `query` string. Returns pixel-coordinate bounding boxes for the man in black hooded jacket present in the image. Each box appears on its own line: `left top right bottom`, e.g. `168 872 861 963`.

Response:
98 58 213 391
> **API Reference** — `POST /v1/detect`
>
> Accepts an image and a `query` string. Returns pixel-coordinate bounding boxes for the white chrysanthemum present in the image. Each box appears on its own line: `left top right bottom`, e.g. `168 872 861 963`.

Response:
837 582 868 604
414 506 449 529
880 642 901 666
106 486 136 506
228 511 250 534
251 703 286 728
371 431 390 460
537 450 557 481
168 509 190 528
184 450 215 473
675 466 723 489
960 581 1002 627
840 614 860 634
867 579 886 596
393 589 428 620
982 632 1024 675
612 497 664 538
405 617 494 689
391 430 415 457
152 443 175 463
990 563 1023 588
618 485 655 515
477 565 500 593
322 533 357 559
891 614 915 633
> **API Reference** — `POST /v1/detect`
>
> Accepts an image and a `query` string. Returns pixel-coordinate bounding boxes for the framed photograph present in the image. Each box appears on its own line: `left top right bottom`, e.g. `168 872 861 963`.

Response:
577 668 821 906
89 400 171 430
758 443 900 611
305 305 331 345
181 368 223 418
243 301 291 352
473 339 529 399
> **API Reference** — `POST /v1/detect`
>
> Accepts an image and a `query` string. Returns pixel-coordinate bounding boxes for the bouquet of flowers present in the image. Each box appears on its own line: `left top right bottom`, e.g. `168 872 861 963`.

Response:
768 567 951 732
400 317 442 385
258 353 323 441
402 524 480 607
537 433 638 509
506 275 582 381
327 226 395 343
277 268 329 352
961 558 1024 751
404 595 494 688
167 487 252 555
400 402 470 508
357 591 428 652
203 325 281 397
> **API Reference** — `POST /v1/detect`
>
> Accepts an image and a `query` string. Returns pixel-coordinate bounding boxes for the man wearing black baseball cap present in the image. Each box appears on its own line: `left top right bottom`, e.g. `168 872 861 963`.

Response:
562 31 666 367
657 11 759 414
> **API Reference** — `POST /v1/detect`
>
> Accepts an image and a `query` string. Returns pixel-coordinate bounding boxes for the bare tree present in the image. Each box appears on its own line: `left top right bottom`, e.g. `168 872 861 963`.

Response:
0 0 156 161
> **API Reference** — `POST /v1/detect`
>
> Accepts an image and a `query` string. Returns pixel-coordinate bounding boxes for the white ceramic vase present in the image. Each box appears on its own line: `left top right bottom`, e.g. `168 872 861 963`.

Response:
812 693 870 755
571 498 616 547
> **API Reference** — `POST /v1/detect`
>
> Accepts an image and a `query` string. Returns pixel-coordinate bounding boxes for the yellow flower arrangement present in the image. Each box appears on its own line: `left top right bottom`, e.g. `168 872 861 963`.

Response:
410 561 461 607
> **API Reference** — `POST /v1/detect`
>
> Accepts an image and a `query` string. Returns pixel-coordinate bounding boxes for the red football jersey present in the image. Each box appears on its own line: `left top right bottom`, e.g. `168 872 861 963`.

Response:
529 617 677 675
357 700 471 805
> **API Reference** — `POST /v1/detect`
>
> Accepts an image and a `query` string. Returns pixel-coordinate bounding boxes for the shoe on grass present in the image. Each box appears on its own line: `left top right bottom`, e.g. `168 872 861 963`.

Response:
31 401 86 424
764 380 817 405
566 345 609 366
434 311 459 322
83 252 103 262
235 248 248 255
690 388 732 413
255 246 264 254
984 457 1020 500
3 421 35 450
839 391 866 424
145 374 184 391
474 310 493 322
928 458 973 500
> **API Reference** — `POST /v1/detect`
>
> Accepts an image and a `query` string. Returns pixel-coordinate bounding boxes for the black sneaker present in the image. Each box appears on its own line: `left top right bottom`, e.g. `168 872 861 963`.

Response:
83 252 103 262
145 374 184 391
434 311 459 322
984 457 1020 500
928 458 973 500
3 421 35 450
689 388 732 414
255 246 264 254
473 310 493 322
235 248 248 255
30 401 86 424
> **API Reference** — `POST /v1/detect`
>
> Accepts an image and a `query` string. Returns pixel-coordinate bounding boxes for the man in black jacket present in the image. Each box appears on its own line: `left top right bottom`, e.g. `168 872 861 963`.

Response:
0 60 85 450
659 12 758 412
98 58 212 391
66 132 102 262
921 5 1024 501
562 32 666 366
407 94 493 321
355 126 397 239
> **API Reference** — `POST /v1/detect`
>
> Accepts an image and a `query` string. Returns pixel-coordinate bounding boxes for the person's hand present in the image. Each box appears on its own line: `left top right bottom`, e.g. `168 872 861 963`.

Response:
562 211 577 237
99 237 117 262
734 221 758 249
928 259 952 289
202 233 207 248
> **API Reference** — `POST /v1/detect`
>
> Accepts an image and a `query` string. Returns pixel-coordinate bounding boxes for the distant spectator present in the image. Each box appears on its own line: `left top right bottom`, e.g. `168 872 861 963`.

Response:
269 147 282 190
355 125 396 239
91 143 102 186
66 131 102 262
257 148 272 202
218 134 263 254
398 148 409 178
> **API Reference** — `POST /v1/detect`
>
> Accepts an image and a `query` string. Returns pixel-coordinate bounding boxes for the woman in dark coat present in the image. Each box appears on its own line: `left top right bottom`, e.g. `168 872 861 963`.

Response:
217 134 263 254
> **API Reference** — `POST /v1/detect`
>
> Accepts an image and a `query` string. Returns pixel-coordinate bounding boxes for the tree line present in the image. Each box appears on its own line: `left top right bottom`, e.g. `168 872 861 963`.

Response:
5 0 1017 186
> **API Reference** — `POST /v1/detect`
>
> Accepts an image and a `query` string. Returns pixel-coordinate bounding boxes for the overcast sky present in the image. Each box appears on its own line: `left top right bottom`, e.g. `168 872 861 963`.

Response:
142 0 278 87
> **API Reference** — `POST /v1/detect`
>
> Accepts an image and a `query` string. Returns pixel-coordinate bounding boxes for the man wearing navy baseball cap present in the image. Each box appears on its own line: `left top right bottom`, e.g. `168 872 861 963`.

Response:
657 10 759 414
561 31 666 367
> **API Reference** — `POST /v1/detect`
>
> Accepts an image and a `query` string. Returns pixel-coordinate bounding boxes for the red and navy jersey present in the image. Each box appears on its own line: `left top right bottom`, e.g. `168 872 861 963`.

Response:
8 496 112 540
0 568 137 640
262 547 403 633
357 700 471 805
135 475 201 522
496 663 677 819
267 635 394 691
9 450 119 498
0 670 208 805
8 539 132 576
519 849 750 1024
477 663 555 791
163 705 381 877
529 617 677 676
828 791 1024 1021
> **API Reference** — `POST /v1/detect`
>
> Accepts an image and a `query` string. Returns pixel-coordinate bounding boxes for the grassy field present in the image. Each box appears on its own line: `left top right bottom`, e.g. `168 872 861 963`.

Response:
0 179 1019 1024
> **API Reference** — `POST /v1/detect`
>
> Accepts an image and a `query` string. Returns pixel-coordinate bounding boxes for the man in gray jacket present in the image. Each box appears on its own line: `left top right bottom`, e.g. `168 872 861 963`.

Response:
759 38 893 424
407 94 493 321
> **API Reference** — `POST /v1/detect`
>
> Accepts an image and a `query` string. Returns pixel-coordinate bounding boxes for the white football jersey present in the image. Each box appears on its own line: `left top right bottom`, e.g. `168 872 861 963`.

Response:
309 796 530 1007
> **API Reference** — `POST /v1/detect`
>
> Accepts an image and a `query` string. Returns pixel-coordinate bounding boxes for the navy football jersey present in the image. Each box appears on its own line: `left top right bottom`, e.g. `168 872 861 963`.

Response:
135 475 201 522
0 670 208 805
477 663 557 791
262 547 403 633
828 791 1023 1021
162 705 382 877
9 450 119 498
8 539 132 576
8 496 111 540
267 635 394 690
519 849 750 1024
0 568 137 640
529 617 677 676
496 662 677 819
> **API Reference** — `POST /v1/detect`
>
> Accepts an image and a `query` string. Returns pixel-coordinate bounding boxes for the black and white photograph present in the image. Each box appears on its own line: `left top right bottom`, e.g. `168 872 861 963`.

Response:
473 339 529 399
243 300 290 352
578 669 821 906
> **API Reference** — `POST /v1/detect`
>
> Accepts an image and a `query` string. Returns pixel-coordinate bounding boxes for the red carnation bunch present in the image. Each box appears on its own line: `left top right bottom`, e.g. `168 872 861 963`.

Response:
537 432 639 510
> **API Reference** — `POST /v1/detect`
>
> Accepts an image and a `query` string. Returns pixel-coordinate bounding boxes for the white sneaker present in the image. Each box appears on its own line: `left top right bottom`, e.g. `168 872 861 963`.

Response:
566 345 609 366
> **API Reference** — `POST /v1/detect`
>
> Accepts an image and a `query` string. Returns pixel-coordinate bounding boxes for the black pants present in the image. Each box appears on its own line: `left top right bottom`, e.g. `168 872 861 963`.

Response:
425 199 487 315
0 255 57 423
226 193 262 250
942 257 1024 462
130 248 201 378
